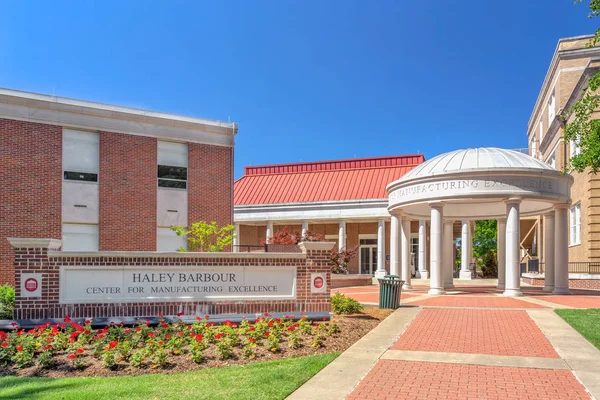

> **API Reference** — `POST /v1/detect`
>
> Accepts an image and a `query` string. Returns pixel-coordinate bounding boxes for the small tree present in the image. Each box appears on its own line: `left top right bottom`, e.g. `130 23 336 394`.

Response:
329 246 359 274
263 227 325 245
172 221 235 252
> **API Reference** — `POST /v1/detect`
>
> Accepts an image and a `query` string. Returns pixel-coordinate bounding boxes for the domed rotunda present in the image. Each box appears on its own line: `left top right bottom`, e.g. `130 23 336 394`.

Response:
386 148 573 297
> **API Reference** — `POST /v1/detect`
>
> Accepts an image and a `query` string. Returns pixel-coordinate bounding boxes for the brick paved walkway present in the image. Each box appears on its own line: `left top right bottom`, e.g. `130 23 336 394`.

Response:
335 283 596 399
346 360 589 400
391 308 559 357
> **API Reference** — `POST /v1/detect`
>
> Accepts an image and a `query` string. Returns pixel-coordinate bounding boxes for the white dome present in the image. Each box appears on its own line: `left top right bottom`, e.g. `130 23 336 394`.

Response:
401 148 552 182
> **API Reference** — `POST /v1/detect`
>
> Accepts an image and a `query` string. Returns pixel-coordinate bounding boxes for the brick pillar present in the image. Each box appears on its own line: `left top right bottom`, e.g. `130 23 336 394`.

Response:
298 242 335 312
9 238 61 320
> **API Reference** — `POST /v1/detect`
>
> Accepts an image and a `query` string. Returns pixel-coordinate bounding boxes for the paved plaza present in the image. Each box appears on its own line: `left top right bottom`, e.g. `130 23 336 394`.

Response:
289 281 600 399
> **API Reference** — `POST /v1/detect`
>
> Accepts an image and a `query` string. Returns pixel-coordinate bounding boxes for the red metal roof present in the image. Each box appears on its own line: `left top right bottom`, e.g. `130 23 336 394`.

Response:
234 154 425 205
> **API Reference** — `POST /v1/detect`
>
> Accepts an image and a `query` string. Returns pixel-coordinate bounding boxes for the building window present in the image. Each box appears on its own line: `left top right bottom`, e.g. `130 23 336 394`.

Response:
157 141 188 189
570 203 581 246
158 165 187 188
63 129 99 182
548 90 555 122
530 138 537 159
570 138 581 158
539 119 543 142
410 236 419 269
546 151 556 169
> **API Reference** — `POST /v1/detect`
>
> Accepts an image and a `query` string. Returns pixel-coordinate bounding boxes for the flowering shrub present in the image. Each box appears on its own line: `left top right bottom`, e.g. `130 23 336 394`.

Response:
0 314 340 371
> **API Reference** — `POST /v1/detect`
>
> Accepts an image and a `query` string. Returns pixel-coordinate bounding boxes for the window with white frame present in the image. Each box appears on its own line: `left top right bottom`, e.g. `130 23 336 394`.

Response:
530 138 537 159
63 129 99 182
570 203 581 246
546 150 556 169
539 119 544 142
548 90 555 122
157 141 188 189
570 138 581 158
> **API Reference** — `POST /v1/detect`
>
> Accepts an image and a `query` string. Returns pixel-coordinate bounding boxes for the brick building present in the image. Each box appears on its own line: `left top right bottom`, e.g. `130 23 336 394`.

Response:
0 88 236 285
233 155 426 275
527 35 600 265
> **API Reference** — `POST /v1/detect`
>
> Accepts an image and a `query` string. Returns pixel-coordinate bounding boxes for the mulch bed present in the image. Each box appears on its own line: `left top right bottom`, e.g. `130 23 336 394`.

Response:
0 307 393 378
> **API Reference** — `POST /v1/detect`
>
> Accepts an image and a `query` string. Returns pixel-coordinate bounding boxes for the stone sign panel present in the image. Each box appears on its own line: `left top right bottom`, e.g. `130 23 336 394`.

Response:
311 273 327 294
60 266 297 304
20 273 42 298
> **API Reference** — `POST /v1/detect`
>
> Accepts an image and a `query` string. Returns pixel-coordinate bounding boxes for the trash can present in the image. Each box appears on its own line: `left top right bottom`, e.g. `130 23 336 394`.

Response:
378 275 404 309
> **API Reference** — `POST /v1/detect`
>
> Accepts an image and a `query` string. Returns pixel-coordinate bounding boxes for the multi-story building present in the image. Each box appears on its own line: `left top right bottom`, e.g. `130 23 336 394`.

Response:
0 88 237 285
527 35 600 265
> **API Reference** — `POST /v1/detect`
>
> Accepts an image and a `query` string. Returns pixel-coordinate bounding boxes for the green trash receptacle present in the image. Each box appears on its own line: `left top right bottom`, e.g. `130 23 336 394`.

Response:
378 275 404 309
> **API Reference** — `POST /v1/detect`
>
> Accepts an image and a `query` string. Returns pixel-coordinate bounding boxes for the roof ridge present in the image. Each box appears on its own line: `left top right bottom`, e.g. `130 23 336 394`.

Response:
244 154 424 169
237 163 423 178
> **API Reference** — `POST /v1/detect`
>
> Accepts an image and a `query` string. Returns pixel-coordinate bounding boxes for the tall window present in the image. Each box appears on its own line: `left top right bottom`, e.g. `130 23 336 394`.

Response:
570 203 581 246
63 129 99 182
546 150 556 169
157 141 188 189
62 129 99 251
548 90 555 122
530 138 537 159
570 138 581 158
539 119 544 142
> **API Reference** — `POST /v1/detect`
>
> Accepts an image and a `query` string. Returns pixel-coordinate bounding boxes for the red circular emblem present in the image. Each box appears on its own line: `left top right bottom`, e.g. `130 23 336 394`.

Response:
313 276 324 289
24 278 38 292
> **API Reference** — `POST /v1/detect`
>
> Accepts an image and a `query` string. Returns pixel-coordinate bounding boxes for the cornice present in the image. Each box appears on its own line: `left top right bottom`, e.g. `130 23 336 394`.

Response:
0 88 237 147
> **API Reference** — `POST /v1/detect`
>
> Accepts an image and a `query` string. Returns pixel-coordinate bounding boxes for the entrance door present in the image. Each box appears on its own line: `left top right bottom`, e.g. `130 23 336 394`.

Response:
359 239 378 275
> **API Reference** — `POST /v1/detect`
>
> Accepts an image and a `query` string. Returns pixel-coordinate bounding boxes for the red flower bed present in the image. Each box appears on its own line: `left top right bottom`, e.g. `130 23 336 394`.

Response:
0 314 342 375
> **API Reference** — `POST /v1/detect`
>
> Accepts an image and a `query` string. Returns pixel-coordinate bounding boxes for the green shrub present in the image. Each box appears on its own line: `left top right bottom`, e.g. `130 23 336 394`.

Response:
0 284 15 320
331 293 363 314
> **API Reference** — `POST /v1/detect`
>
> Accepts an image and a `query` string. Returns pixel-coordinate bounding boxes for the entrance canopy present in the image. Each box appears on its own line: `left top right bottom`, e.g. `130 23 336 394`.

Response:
387 148 573 219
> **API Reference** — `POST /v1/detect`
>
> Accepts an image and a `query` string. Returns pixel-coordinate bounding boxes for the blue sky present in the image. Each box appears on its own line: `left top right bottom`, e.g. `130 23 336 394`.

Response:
0 1 596 178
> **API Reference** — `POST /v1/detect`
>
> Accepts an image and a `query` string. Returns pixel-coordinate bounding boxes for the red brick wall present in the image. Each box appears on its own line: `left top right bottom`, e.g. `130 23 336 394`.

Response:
12 245 331 319
522 277 600 290
0 119 62 285
99 132 157 251
188 144 233 228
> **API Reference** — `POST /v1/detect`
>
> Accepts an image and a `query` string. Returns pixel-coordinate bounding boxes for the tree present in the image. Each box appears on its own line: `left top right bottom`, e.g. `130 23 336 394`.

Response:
563 1 600 173
472 220 497 274
329 246 359 274
264 227 325 245
171 221 235 252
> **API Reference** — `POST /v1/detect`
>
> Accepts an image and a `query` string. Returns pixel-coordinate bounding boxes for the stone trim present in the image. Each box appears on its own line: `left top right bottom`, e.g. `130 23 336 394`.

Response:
8 238 62 249
299 241 336 252
0 88 237 147
49 251 306 259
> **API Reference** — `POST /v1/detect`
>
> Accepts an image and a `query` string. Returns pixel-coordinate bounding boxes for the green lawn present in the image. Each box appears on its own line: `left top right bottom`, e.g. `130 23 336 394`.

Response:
0 353 339 400
556 308 600 350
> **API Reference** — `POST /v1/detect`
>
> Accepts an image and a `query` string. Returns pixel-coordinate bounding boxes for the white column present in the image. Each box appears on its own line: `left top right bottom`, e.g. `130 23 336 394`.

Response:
417 220 428 278
338 220 346 251
375 219 387 279
401 217 412 289
443 220 454 289
554 205 571 295
390 214 400 277
460 220 472 279
497 218 506 290
504 199 522 297
301 221 309 238
233 223 240 252
266 222 273 244
429 202 446 295
543 212 555 292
